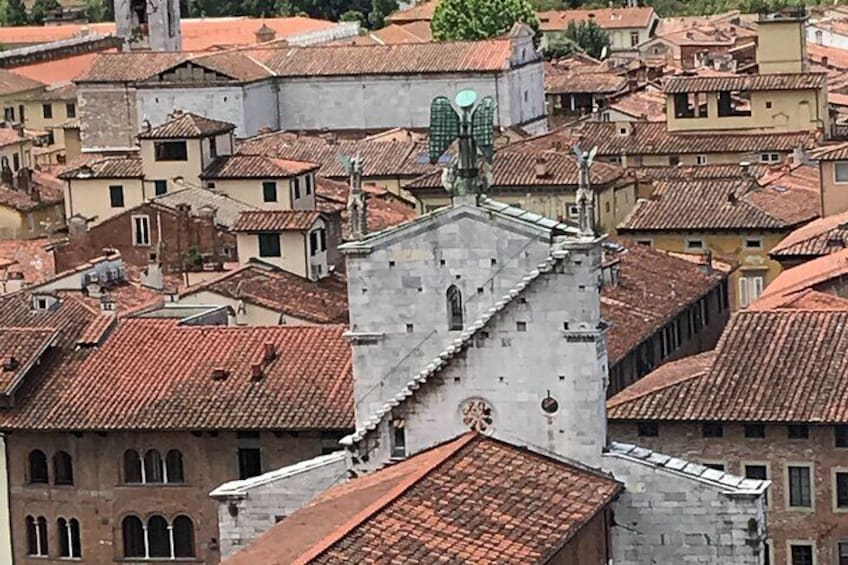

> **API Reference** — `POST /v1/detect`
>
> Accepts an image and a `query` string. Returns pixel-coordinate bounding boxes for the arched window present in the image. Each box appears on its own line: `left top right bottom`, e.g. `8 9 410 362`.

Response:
53 451 73 485
26 516 49 556
144 450 163 483
123 449 142 483
147 515 170 558
58 517 82 558
28 450 48 484
122 516 145 558
165 450 184 483
173 515 195 557
446 285 463 331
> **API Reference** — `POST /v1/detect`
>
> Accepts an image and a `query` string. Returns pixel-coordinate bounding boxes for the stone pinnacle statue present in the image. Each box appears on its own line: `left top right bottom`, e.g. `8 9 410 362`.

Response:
572 144 598 237
339 153 367 240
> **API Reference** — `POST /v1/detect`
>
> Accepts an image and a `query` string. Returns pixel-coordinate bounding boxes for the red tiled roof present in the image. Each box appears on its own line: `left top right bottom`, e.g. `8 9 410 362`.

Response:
631 163 763 181
232 210 322 232
770 209 848 258
0 327 57 394
11 51 108 84
0 238 54 285
0 320 353 431
201 155 319 179
0 68 43 96
406 149 622 192
537 7 656 31
139 111 235 139
753 288 848 311
253 39 513 77
236 132 434 178
619 174 819 232
607 309 848 423
755 246 848 307
180 263 348 324
314 177 416 238
225 433 622 565
608 88 666 121
58 157 143 179
386 1 437 23
814 141 848 161
663 73 828 93
0 178 63 212
602 240 726 364
546 71 628 95
0 127 28 149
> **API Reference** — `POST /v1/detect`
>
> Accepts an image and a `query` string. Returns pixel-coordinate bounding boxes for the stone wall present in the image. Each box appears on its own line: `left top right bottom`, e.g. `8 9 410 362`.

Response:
78 84 138 150
609 421 848 565
211 451 350 559
603 451 767 565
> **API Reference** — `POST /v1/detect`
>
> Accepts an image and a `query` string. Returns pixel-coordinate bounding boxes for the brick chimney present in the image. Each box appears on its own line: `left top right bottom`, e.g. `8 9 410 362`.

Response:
250 363 264 381
263 342 276 362
534 156 548 178
255 23 276 44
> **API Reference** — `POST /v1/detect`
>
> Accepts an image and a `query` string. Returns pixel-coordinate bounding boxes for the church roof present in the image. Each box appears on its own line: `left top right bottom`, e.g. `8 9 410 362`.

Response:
139 111 235 139
223 433 622 565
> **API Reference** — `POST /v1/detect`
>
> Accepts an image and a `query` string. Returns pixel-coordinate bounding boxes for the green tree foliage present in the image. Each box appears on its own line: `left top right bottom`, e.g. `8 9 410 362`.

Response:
431 0 539 41
84 0 110 22
562 19 610 59
367 0 397 29
4 0 27 25
542 33 579 59
340 8 365 24
30 0 61 24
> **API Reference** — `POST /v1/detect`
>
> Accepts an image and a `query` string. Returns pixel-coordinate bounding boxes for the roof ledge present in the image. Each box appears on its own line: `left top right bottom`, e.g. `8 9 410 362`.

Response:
343 331 385 344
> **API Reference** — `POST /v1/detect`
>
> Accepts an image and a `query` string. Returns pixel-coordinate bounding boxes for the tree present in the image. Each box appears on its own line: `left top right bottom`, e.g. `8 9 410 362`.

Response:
84 0 109 22
431 0 539 42
340 8 365 25
30 0 61 24
542 34 579 59
5 0 27 26
367 0 397 29
563 20 610 59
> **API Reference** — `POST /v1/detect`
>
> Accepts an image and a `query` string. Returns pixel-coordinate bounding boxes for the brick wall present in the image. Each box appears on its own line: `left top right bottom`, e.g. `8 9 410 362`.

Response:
54 202 236 275
7 430 341 564
609 421 848 565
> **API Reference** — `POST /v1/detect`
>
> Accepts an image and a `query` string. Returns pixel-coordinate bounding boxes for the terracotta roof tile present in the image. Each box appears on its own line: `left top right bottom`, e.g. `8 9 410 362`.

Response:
755 246 848 306
602 240 725 364
314 177 416 238
59 157 143 179
201 155 319 179
607 88 666 121
0 327 58 394
0 176 63 212
225 434 622 565
814 141 848 161
11 52 104 84
607 310 848 423
0 320 353 431
140 112 235 139
254 39 513 77
619 174 819 232
771 209 848 258
546 71 628 95
0 238 54 286
754 288 848 311
181 263 348 324
537 7 656 31
232 210 322 232
632 163 763 181
0 68 44 96
663 73 827 93
385 1 437 23
236 132 434 178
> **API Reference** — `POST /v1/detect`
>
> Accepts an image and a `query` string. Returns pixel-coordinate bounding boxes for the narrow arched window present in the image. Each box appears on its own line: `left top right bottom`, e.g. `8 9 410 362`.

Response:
144 450 163 483
122 516 144 558
147 515 170 558
29 450 48 484
54 451 73 485
36 516 48 556
58 517 82 558
173 515 195 557
446 285 463 331
123 449 142 483
166 450 184 483
26 516 43 556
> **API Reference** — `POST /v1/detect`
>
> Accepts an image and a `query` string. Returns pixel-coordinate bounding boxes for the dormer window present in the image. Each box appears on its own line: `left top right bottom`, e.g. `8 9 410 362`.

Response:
32 294 57 311
154 141 187 162
446 285 463 331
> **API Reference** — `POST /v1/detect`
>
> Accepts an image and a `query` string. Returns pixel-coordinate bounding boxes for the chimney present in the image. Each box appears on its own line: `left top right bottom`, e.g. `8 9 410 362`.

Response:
263 342 276 363
739 161 753 180
698 249 714 275
250 363 264 381
211 368 229 381
99 295 116 312
255 23 276 44
347 156 368 240
534 157 548 178
86 273 102 298
822 56 829 67
140 262 164 291
2 356 19 371
3 271 25 294
727 192 738 205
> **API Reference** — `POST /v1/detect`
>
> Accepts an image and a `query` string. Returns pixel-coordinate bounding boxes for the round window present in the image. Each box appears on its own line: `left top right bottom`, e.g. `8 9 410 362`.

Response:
541 396 559 414
460 398 494 433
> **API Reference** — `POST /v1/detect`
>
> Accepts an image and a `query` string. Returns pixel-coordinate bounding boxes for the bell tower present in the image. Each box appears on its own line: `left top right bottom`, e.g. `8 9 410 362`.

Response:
115 0 182 52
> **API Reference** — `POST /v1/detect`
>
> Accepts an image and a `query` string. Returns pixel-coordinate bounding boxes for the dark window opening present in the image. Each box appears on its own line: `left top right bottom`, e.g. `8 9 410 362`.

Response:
123 449 142 483
745 464 767 481
122 516 145 558
291 177 301 200
258 233 281 258
262 181 277 203
173 515 195 557
836 425 848 448
238 447 262 479
446 285 463 331
790 544 813 565
702 422 723 438
166 450 184 483
637 422 658 437
788 424 809 439
154 141 188 161
42 103 52 119
53 451 73 485
143 450 164 483
717 90 752 117
391 421 406 458
28 450 48 483
147 515 170 558
58 517 81 558
154 179 167 196
66 102 76 118
673 92 707 118
837 472 848 508
109 185 124 208
704 463 725 471
27 515 48 556
745 423 765 438
788 466 812 508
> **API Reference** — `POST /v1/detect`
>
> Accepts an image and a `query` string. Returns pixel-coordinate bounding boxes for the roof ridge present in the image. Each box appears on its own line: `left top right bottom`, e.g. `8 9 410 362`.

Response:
341 245 568 446
293 433 477 565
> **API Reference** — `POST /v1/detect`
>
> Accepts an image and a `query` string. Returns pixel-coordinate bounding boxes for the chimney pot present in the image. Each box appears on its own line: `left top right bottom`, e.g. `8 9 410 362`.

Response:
250 363 263 381
263 342 276 362
534 156 548 178
211 368 229 381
